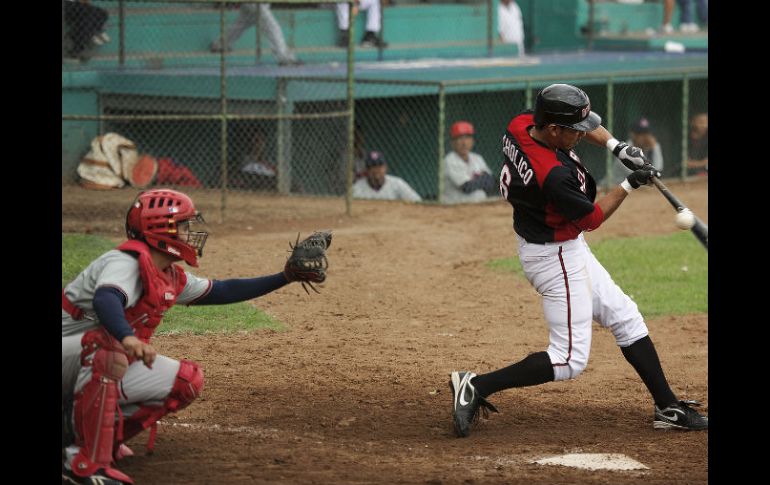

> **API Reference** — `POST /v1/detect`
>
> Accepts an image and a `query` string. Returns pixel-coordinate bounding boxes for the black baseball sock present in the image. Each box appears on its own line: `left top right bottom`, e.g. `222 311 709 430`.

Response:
471 351 555 398
620 335 678 408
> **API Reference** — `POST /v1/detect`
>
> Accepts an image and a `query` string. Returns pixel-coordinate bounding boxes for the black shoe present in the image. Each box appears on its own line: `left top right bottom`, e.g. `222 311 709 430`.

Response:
360 31 388 48
654 400 708 430
337 29 350 48
449 371 498 437
62 468 126 485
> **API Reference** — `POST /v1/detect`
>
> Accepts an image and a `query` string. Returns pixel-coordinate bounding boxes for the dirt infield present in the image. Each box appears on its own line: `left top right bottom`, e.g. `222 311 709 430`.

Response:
65 179 708 484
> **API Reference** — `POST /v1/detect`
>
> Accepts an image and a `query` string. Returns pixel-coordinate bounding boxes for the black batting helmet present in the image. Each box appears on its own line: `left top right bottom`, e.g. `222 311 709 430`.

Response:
534 84 602 132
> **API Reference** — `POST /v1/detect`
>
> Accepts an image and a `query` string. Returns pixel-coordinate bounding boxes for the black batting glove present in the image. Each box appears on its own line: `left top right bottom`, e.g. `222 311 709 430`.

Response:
625 163 661 189
613 142 649 171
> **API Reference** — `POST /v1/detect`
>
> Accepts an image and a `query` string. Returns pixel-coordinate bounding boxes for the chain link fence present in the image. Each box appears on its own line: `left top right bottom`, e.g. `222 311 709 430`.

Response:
62 1 706 228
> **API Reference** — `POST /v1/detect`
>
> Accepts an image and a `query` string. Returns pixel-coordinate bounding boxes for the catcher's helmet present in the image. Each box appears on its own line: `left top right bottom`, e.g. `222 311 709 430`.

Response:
125 188 208 267
450 121 475 138
534 84 601 132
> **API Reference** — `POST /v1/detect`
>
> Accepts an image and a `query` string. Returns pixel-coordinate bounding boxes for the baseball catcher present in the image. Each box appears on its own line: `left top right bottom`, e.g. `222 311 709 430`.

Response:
61 188 332 485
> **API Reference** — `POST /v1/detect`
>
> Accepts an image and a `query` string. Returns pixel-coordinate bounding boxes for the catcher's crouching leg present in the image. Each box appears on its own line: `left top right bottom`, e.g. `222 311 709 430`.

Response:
71 348 133 484
119 359 204 452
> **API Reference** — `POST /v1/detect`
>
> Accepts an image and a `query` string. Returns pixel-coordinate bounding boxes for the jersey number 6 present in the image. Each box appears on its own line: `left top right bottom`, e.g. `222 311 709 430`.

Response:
499 164 512 200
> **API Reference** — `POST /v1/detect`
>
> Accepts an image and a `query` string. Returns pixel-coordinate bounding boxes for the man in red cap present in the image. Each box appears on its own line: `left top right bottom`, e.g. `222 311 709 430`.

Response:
442 121 497 204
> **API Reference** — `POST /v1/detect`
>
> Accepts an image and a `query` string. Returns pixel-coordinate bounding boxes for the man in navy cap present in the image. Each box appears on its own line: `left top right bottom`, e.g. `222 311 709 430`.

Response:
352 151 422 202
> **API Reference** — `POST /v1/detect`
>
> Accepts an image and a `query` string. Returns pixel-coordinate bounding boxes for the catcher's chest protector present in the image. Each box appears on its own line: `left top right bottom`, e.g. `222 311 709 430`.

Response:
117 240 187 344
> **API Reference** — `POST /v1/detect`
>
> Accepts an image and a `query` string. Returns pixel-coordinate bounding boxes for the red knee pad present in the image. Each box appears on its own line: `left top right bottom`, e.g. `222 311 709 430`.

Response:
92 348 129 381
167 359 204 412
119 360 204 450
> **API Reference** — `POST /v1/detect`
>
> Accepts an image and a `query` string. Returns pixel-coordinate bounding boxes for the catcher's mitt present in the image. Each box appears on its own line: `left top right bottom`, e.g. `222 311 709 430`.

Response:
284 231 332 294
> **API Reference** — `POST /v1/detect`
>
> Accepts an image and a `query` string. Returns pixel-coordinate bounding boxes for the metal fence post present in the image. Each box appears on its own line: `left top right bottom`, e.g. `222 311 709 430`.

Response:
119 0 126 67
276 78 291 194
605 77 614 190
486 0 493 57
437 84 446 202
346 1 356 216
680 74 690 180
219 1 228 223
256 3 262 63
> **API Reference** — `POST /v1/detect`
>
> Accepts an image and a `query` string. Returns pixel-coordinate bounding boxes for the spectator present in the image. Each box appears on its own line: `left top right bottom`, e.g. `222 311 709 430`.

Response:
352 151 422 202
210 4 302 66
604 117 664 185
336 1 388 48
441 121 497 204
63 0 110 61
686 112 708 177
235 129 278 190
497 0 525 57
677 0 708 33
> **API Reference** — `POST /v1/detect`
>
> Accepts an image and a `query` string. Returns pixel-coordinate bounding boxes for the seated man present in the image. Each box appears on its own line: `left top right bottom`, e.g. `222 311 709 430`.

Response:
441 121 497 204
686 112 708 177
604 117 664 185
352 150 421 202
336 0 387 48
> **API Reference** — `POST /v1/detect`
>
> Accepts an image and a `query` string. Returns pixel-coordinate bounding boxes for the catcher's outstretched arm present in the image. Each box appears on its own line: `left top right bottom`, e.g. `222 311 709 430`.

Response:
191 273 289 305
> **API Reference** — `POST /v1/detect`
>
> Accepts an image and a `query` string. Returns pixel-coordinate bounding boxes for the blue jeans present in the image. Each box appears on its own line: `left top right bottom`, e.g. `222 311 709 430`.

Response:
677 0 708 24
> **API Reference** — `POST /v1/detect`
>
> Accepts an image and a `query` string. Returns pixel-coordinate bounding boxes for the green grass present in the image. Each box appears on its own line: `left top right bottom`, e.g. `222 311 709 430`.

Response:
488 232 707 317
62 233 284 334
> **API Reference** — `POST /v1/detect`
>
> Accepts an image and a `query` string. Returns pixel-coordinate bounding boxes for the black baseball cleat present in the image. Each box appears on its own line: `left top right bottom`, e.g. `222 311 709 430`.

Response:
654 400 708 430
62 468 127 485
449 371 498 437
360 31 388 48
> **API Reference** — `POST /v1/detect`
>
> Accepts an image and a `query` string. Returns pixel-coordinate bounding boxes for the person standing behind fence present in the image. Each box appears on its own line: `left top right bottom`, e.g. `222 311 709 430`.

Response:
352 151 422 202
336 0 388 48
441 121 497 204
210 3 302 66
497 0 525 57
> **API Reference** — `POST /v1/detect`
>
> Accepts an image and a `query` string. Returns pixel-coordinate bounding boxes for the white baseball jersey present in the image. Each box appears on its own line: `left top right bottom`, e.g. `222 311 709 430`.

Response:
442 151 493 204
352 174 422 202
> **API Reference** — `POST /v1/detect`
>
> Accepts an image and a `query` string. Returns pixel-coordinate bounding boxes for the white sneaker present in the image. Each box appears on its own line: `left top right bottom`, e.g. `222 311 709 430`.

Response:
661 23 674 34
680 22 700 33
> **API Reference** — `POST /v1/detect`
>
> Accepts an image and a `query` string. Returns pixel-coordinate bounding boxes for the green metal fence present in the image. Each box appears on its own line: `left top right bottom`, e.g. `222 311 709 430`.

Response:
62 0 706 229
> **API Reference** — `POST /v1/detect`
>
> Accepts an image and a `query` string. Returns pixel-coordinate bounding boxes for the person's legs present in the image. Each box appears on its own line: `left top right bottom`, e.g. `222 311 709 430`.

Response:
677 0 692 24
336 3 350 30
258 5 298 63
583 239 706 429
695 0 708 25
117 355 204 447
212 4 258 52
360 0 382 33
451 238 592 437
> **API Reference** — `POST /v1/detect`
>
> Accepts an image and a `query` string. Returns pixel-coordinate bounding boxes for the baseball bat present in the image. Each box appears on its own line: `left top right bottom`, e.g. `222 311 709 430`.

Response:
650 177 708 250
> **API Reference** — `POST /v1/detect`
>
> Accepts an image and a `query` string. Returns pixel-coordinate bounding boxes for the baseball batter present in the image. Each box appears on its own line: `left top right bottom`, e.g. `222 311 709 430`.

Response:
449 84 708 437
61 189 330 485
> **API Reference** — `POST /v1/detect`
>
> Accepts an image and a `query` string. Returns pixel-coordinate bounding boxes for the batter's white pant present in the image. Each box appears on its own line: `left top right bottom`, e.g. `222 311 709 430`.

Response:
336 0 382 32
212 4 297 63
518 233 649 382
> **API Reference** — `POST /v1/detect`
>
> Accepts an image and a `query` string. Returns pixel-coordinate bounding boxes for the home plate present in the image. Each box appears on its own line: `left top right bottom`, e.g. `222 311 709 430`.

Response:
533 453 649 471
